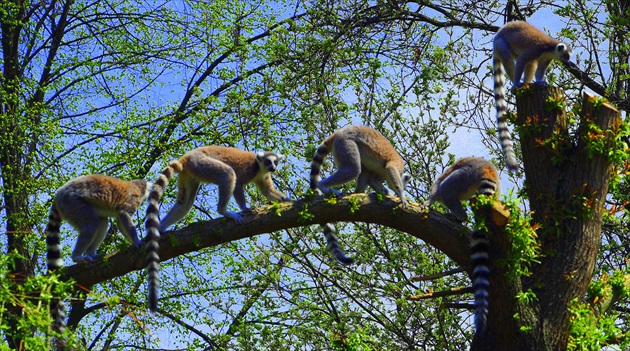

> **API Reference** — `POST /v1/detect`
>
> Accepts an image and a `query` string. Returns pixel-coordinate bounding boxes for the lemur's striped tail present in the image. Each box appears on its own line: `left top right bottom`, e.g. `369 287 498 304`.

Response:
322 223 354 265
46 204 67 334
493 57 519 171
470 230 490 336
145 159 183 311
310 140 331 191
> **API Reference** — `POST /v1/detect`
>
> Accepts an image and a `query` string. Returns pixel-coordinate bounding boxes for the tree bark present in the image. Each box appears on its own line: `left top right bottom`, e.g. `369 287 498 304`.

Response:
471 87 619 351
61 194 470 299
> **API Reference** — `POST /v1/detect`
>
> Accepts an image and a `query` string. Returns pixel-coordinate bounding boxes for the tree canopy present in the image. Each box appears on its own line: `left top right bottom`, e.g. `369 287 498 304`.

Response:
0 1 629 350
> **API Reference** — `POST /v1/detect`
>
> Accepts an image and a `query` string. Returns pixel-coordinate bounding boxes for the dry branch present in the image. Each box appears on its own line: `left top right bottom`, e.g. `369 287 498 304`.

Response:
411 267 466 282
407 286 472 301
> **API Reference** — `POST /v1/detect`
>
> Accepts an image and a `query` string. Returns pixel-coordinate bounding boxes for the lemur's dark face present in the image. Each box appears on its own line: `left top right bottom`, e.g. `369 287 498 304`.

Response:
257 152 283 172
556 43 572 63
264 156 279 172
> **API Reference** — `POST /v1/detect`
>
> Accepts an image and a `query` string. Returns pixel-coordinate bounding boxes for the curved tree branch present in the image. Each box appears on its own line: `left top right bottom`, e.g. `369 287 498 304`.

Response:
60 194 471 292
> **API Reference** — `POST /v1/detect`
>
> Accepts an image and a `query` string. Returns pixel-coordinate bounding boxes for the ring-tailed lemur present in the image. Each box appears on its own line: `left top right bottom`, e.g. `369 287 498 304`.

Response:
425 157 500 336
145 146 288 311
493 21 572 171
310 125 410 264
46 174 151 333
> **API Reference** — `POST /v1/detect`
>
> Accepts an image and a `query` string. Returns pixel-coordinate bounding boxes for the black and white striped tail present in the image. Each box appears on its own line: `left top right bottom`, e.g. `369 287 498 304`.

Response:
46 205 63 274
493 58 519 172
478 178 498 197
470 230 490 336
145 160 182 311
310 143 329 192
46 205 67 334
322 223 354 265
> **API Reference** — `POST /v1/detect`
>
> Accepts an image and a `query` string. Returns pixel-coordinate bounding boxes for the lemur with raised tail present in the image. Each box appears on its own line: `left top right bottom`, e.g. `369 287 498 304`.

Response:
46 174 151 333
145 146 288 311
310 125 410 264
425 157 501 336
493 21 572 171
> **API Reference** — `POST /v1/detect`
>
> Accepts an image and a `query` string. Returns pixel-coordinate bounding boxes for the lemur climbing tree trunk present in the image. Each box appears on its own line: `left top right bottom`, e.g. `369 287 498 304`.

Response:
471 87 620 351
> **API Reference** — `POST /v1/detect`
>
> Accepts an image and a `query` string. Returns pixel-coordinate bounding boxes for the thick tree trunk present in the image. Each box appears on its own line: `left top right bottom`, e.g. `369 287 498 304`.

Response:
472 87 619 351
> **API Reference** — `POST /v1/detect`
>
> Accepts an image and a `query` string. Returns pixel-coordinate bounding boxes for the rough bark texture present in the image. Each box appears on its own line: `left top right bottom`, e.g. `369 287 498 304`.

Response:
471 87 619 351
